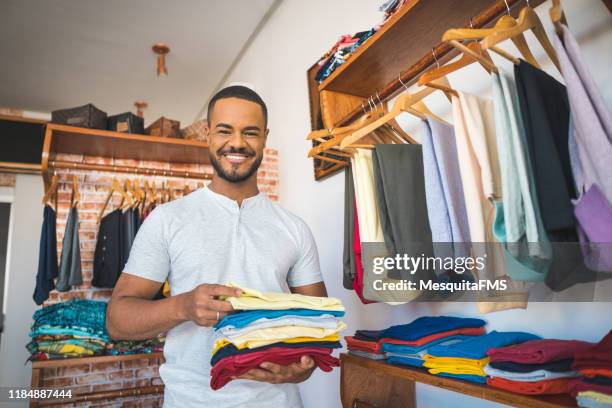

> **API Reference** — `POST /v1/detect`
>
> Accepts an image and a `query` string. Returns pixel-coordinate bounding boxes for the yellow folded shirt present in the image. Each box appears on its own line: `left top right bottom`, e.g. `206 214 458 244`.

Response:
422 356 489 376
224 282 345 312
212 334 341 355
578 391 612 404
214 322 346 350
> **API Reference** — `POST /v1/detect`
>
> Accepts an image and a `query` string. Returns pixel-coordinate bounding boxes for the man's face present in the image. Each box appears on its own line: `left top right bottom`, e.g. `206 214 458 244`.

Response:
206 97 268 183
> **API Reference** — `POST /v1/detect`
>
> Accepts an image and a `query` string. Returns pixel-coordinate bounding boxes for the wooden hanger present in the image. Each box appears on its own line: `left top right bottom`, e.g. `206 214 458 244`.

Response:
443 13 540 68
70 175 80 209
339 78 451 148
307 102 387 157
448 40 498 73
183 184 190 196
550 0 567 36
482 5 560 71
42 174 59 210
419 42 496 87
98 179 131 223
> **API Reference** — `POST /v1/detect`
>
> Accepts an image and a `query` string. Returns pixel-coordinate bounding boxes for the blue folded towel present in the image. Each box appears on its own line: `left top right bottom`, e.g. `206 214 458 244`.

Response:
214 308 345 330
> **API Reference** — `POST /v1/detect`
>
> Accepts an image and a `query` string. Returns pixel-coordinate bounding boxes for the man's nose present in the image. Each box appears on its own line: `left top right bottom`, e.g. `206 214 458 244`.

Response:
227 131 247 149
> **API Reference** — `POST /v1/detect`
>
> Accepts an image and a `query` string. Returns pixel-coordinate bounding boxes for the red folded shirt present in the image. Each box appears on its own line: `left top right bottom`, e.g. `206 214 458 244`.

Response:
573 330 612 370
569 378 612 397
210 347 340 390
379 327 486 347
487 339 594 363
345 336 382 353
486 377 572 395
580 368 612 378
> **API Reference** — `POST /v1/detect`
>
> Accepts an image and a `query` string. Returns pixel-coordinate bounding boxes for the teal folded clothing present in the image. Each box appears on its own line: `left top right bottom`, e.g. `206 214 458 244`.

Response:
32 299 108 335
381 335 471 355
215 308 345 330
379 316 486 341
387 355 424 367
437 372 487 384
29 325 109 342
428 331 540 360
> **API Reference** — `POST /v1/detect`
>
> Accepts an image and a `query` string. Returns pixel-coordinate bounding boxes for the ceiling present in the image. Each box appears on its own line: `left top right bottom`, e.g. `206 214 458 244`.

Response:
0 0 275 126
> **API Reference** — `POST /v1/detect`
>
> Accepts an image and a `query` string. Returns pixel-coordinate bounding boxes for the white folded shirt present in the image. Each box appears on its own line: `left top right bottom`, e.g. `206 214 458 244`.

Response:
484 365 581 382
217 315 341 339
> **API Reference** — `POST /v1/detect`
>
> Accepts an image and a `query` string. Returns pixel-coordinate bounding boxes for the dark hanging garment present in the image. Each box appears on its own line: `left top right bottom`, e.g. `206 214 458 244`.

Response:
56 207 83 291
514 60 577 241
121 209 134 268
343 166 357 289
372 144 435 281
93 209 122 288
33 205 59 305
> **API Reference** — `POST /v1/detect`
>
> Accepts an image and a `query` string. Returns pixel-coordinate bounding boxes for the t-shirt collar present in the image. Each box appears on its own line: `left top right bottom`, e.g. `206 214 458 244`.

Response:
203 186 263 211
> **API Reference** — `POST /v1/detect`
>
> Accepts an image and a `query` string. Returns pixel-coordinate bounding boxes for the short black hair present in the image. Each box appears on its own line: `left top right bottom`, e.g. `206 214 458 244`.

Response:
207 85 268 127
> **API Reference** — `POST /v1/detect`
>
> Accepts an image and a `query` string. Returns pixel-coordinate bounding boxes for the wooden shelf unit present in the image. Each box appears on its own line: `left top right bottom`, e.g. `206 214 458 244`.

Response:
41 124 212 183
341 353 578 408
30 353 164 407
306 0 546 180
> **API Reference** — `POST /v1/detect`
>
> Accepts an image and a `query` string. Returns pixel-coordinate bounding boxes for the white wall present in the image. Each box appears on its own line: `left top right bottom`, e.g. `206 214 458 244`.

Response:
224 0 612 407
0 174 44 395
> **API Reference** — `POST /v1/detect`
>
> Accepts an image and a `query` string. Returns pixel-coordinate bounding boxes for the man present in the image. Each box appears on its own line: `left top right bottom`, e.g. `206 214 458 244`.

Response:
107 86 327 407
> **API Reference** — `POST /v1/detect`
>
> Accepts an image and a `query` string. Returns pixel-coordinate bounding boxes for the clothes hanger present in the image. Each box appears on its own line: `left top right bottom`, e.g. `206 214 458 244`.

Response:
373 92 415 144
419 42 495 88
442 2 540 68
71 175 80 209
42 173 59 210
98 179 129 223
308 99 387 157
550 0 567 36
183 184 190 196
448 40 498 73
482 0 561 71
306 99 388 141
340 77 451 148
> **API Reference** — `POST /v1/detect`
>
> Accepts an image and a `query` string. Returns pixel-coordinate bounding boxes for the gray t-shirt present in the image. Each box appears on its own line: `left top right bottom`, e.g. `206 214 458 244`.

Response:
123 187 323 408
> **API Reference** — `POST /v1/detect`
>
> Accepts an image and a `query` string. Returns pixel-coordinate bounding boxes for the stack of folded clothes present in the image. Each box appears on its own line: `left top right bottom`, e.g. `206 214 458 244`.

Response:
570 330 612 406
345 330 385 360
380 316 487 368
486 338 592 395
423 331 541 384
27 299 165 360
210 283 346 390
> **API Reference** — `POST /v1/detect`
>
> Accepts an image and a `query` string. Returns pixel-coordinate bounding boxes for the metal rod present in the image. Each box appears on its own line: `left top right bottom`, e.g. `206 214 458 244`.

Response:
49 160 212 180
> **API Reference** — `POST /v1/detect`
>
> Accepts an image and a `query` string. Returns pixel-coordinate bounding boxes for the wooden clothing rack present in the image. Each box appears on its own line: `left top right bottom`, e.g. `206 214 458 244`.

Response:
29 353 164 407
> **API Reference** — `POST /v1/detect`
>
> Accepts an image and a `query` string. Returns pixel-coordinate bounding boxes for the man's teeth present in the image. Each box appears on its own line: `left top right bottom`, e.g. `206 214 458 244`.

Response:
224 154 248 163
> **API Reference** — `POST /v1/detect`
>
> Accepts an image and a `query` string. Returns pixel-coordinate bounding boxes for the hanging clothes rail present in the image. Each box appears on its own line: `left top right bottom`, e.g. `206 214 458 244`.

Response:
48 160 212 180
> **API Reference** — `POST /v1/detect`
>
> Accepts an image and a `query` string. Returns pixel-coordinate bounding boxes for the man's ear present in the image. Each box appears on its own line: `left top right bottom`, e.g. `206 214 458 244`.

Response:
203 121 210 143
264 128 269 145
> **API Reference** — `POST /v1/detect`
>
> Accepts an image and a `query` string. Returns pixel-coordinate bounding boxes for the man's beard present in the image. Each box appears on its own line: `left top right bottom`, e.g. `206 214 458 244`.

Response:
209 147 263 183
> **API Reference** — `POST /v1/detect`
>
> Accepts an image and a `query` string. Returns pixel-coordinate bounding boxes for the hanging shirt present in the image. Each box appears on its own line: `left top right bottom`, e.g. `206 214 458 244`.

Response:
56 206 83 291
342 166 357 289
122 187 323 408
92 209 122 288
33 205 58 305
351 149 384 243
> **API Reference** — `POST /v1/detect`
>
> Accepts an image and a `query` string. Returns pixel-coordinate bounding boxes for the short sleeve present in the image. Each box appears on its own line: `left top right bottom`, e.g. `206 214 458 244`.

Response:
123 206 170 283
287 219 323 287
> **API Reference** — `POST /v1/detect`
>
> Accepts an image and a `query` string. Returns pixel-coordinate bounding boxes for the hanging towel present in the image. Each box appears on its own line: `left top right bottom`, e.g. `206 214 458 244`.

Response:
33 205 58 305
56 207 83 291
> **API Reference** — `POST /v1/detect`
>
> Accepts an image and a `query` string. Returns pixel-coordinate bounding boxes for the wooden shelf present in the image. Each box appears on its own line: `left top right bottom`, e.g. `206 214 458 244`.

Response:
30 352 163 369
341 354 577 408
43 124 210 166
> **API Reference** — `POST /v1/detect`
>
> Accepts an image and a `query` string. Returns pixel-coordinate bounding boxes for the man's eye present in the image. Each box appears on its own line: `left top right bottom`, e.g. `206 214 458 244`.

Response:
244 132 258 137
218 130 231 135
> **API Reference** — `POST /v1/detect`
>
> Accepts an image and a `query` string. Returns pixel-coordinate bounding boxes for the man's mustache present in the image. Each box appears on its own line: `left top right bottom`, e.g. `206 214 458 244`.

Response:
216 147 256 157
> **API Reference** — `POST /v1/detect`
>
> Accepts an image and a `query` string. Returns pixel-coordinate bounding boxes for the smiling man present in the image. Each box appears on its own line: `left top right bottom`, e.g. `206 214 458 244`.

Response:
107 86 327 407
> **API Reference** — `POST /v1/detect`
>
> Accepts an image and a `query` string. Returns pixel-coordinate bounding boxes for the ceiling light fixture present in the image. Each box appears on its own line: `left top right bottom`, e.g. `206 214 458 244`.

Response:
152 43 170 76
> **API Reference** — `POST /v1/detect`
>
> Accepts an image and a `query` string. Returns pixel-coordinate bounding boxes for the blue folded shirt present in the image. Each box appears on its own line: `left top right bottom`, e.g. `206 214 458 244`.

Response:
387 356 424 367
427 330 541 359
436 372 487 384
381 335 471 355
379 316 486 341
214 308 345 330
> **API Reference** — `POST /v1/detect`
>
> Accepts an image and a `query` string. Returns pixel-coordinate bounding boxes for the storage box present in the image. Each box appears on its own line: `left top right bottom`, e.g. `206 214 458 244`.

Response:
51 103 107 129
107 112 145 134
180 119 207 142
145 116 181 138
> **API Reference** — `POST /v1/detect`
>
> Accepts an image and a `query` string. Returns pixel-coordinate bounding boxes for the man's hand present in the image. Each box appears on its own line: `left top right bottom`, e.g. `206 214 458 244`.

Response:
177 284 241 327
234 355 316 384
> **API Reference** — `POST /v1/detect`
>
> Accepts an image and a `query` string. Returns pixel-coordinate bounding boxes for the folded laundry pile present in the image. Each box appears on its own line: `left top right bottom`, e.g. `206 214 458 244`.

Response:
485 338 592 395
210 283 345 390
27 299 164 360
570 330 612 406
423 330 541 384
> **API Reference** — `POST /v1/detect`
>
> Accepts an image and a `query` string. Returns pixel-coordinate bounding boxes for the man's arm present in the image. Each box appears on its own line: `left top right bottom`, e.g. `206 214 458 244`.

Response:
106 273 240 340
235 281 328 384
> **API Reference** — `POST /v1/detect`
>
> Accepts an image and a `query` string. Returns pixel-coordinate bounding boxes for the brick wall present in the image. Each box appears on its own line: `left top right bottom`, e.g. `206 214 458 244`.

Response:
0 172 16 187
34 148 279 406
